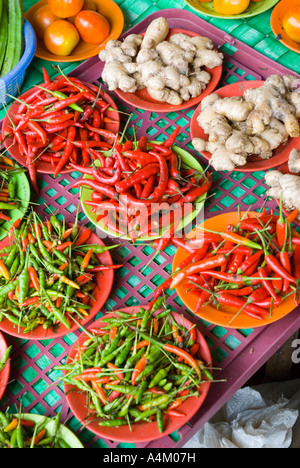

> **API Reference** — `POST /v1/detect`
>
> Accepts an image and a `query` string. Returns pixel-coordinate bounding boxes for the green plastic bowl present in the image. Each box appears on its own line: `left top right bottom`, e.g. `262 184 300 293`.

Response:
184 0 279 19
12 413 84 448
80 144 207 242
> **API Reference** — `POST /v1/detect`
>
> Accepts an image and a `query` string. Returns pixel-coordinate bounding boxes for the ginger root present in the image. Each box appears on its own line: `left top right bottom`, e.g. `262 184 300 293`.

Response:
99 17 223 105
193 75 300 172
265 170 300 217
288 148 300 174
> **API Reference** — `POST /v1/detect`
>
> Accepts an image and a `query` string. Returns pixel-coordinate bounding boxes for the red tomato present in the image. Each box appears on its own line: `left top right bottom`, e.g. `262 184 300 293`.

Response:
44 20 80 56
48 0 84 19
283 7 300 43
31 5 59 39
75 10 110 44
68 0 96 23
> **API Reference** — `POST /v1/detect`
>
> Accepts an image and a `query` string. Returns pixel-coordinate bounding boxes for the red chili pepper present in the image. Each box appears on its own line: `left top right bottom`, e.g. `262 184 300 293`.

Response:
115 164 160 194
54 126 76 178
131 354 147 385
55 241 73 251
253 297 283 308
27 121 47 145
91 381 107 404
249 286 269 303
148 246 210 309
170 254 228 290
218 293 266 319
265 254 296 284
236 250 263 274
163 126 180 147
28 266 39 292
163 344 200 376
72 178 118 200
73 228 92 247
276 195 286 246
257 267 278 301
184 174 213 203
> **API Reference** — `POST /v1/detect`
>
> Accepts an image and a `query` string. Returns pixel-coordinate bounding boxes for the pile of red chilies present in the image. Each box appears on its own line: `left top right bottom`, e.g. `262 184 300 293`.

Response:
2 69 119 193
149 205 300 321
72 127 213 244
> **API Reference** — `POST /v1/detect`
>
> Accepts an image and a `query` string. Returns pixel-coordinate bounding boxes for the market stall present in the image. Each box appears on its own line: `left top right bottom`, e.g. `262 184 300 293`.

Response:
0 0 300 449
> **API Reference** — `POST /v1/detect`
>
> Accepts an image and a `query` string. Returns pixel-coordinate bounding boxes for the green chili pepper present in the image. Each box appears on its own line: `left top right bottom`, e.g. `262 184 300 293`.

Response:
16 423 24 448
0 345 11 372
10 428 18 448
5 245 18 269
97 419 128 427
74 244 118 254
0 280 18 298
135 380 148 405
57 438 71 448
149 365 172 389
134 408 158 422
156 410 164 433
7 178 15 199
18 263 30 305
114 332 135 367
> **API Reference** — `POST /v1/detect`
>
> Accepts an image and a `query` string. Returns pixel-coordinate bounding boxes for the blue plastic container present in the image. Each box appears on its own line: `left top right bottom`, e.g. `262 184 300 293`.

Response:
0 19 37 109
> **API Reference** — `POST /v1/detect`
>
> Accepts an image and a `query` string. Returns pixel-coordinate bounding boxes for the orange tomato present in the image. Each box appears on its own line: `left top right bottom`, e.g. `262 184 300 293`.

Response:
75 10 110 44
31 5 59 39
213 0 250 15
48 0 84 19
44 20 80 56
283 7 300 43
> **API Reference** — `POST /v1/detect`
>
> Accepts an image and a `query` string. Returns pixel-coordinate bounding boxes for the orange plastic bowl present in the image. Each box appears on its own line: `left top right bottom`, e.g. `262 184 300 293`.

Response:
0 332 10 401
190 80 300 172
2 84 120 175
271 0 300 54
0 224 115 340
172 211 298 329
25 0 124 62
64 306 212 443
114 28 223 113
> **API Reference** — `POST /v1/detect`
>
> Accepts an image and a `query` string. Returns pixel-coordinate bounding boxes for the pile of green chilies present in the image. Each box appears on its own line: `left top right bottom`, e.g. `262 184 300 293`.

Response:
0 159 26 232
0 211 119 333
0 345 11 372
55 303 213 433
0 411 71 448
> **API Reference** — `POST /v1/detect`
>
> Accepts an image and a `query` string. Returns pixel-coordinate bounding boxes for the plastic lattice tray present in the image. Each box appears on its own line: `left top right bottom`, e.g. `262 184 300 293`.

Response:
1 8 300 449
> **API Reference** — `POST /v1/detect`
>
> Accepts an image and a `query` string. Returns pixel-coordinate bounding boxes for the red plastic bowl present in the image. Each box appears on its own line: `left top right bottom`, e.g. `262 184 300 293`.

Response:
0 224 115 340
190 80 300 172
2 83 120 174
64 306 212 443
115 28 223 113
0 332 10 401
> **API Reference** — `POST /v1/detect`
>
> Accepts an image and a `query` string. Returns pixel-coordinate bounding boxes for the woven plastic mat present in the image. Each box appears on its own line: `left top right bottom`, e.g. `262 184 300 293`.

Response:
1 1 300 450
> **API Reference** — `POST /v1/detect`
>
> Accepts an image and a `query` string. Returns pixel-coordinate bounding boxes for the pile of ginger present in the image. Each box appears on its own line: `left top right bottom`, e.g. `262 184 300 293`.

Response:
193 74 300 171
99 17 223 106
264 148 300 220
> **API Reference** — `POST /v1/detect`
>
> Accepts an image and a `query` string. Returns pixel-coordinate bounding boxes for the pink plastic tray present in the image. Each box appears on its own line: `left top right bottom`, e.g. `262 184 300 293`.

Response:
1 8 300 450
